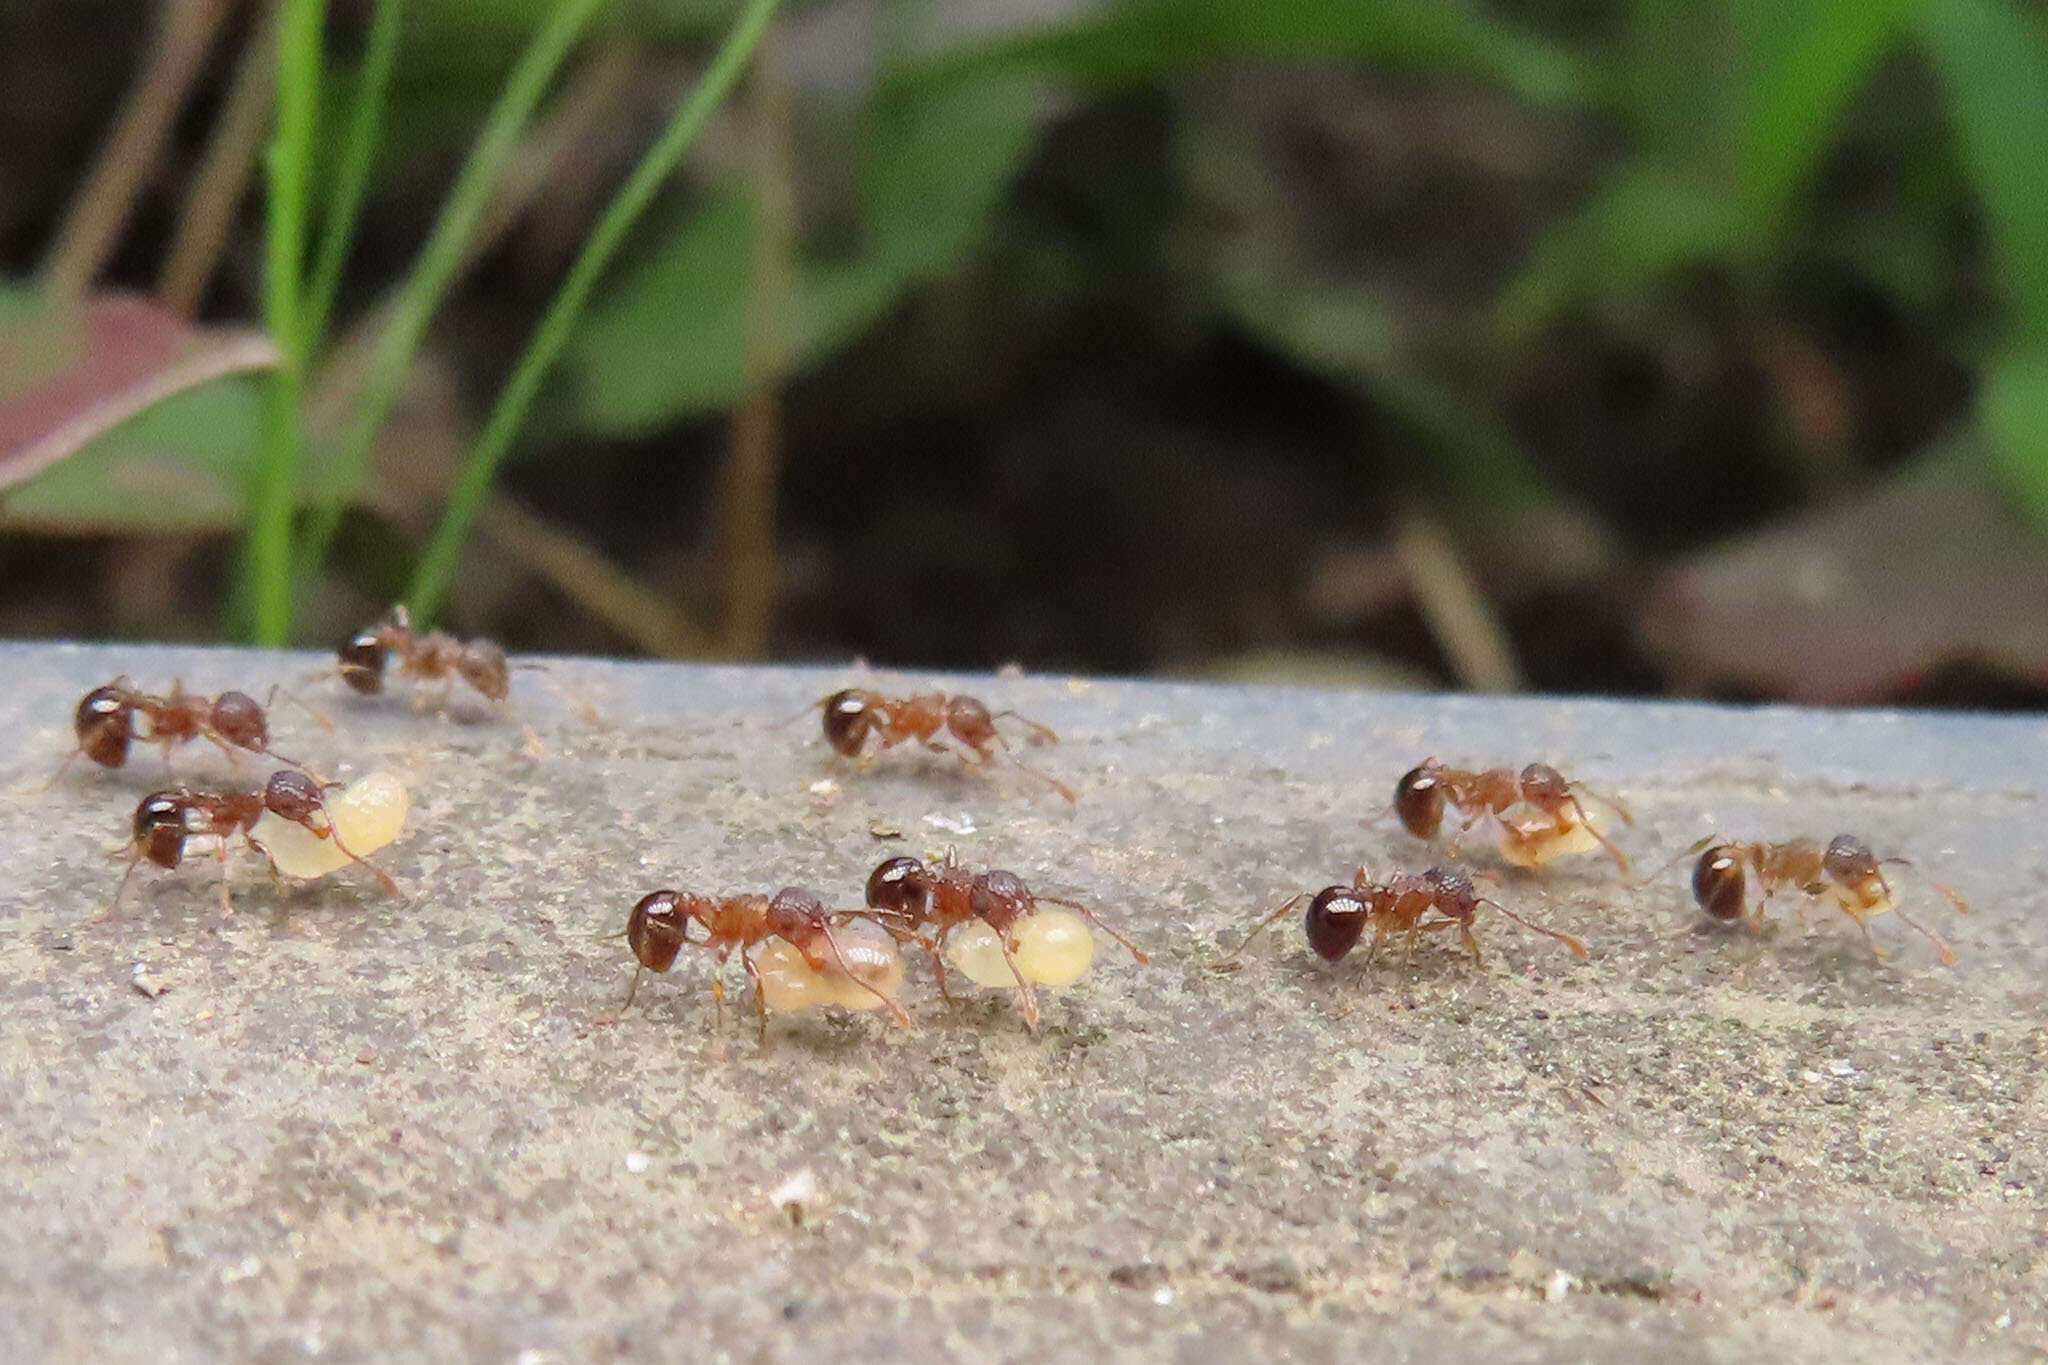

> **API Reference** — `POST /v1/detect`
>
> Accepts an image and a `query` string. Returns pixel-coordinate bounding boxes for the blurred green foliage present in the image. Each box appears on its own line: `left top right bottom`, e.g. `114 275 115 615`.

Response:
8 0 2048 628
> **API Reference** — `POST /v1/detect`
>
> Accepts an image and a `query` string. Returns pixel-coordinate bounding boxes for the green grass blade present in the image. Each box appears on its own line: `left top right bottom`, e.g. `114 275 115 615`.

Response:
297 0 610 587
245 0 325 644
406 0 785 624
304 0 405 347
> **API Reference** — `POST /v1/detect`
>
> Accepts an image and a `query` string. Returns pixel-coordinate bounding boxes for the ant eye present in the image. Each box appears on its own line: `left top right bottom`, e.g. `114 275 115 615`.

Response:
1304 886 1370 961
1693 848 1747 920
211 691 268 747
822 690 870 756
627 892 688 973
866 857 927 916
1394 765 1444 838
338 632 388 694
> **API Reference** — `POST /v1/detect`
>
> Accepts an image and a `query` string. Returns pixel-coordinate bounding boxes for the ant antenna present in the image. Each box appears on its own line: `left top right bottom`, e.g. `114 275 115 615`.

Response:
816 925 914 1028
1038 895 1149 963
1208 893 1307 969
1565 793 1633 876
990 710 1059 747
1631 834 1723 892
264 682 336 734
511 662 604 725
1571 780 1635 827
1477 896 1589 961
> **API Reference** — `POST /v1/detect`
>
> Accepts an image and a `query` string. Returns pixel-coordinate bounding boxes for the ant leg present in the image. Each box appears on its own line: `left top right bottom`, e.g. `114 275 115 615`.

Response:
215 840 235 916
1040 897 1147 963
741 954 769 1044
984 734 1077 804
996 934 1042 1031
94 853 147 923
619 965 647 1015
709 973 728 1034
1567 795 1632 876
1461 925 1481 965
928 927 957 1004
818 924 914 1028
311 796 403 899
1477 897 1588 961
1208 893 1307 969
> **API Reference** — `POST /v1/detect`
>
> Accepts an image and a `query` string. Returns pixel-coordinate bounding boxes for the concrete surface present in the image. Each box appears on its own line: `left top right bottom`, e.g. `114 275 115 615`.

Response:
1 642 2044 1362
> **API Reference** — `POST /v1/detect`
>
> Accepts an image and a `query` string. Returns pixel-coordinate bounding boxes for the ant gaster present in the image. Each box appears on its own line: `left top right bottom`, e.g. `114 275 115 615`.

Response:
66 677 315 774
804 688 1075 804
1674 833 1965 964
1215 865 1588 970
1390 759 1633 874
109 769 399 916
622 885 912 1031
863 852 1146 1028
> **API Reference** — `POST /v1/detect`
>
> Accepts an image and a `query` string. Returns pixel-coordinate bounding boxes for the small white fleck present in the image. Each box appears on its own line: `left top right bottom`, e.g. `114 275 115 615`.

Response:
1827 1060 1856 1077
770 1169 821 1222
1544 1269 1577 1303
808 778 839 798
1151 1287 1175 1306
1994 1312 2013 1329
623 1152 649 1174
1802 1070 1823 1084
923 812 977 835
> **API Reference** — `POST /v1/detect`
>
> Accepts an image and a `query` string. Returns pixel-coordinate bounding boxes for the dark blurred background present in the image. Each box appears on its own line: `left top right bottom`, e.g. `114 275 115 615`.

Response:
3 0 2046 706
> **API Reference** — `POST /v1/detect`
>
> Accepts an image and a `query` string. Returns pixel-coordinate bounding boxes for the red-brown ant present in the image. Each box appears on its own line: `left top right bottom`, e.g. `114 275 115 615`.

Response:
1214 864 1588 971
799 688 1076 804
621 885 912 1032
332 605 512 706
63 677 320 775
863 852 1146 1028
106 769 400 917
1666 833 1965 965
1387 759 1633 875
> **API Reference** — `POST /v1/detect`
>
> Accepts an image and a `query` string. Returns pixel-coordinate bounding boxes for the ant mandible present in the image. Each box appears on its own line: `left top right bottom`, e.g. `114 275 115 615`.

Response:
1672 833 1966 965
1214 864 1588 971
863 852 1147 1028
622 885 912 1033
1387 758 1633 875
107 769 400 918
64 677 318 775
801 688 1076 804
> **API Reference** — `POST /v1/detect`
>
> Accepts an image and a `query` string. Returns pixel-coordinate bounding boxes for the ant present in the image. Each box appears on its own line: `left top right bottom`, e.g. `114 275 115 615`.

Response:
1213 864 1588 971
331 605 511 706
1385 759 1633 875
863 852 1147 1028
798 688 1076 804
63 677 318 776
621 885 912 1032
1666 833 1966 965
106 769 400 918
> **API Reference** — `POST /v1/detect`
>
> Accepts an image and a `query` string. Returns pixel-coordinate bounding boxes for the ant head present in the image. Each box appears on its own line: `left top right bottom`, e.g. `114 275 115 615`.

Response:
1822 834 1885 902
338 630 388 695
866 856 930 917
1692 845 1747 920
969 869 1033 931
945 695 996 747
133 792 190 869
262 769 326 824
822 690 875 756
1422 865 1480 922
626 891 691 973
75 685 134 767
1305 885 1371 961
1394 761 1445 838
458 640 510 702
210 691 270 749
766 886 827 943
1518 763 1569 806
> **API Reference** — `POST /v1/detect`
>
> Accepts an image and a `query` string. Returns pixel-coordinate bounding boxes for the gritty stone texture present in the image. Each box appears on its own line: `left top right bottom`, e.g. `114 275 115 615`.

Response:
0 642 2043 1362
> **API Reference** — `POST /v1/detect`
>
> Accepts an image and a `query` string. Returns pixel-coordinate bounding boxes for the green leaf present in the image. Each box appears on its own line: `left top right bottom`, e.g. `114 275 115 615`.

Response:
1730 0 1919 230
1917 0 2048 344
1981 349 2048 529
895 0 1585 109
564 78 1041 437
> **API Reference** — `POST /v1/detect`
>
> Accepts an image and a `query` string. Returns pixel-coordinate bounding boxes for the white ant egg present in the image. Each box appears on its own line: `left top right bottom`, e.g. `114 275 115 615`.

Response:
251 770 408 879
947 908 1096 988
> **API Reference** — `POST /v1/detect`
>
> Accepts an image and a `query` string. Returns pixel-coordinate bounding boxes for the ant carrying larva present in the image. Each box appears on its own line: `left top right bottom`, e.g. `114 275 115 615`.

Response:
1382 758 1634 875
1656 833 1967 965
